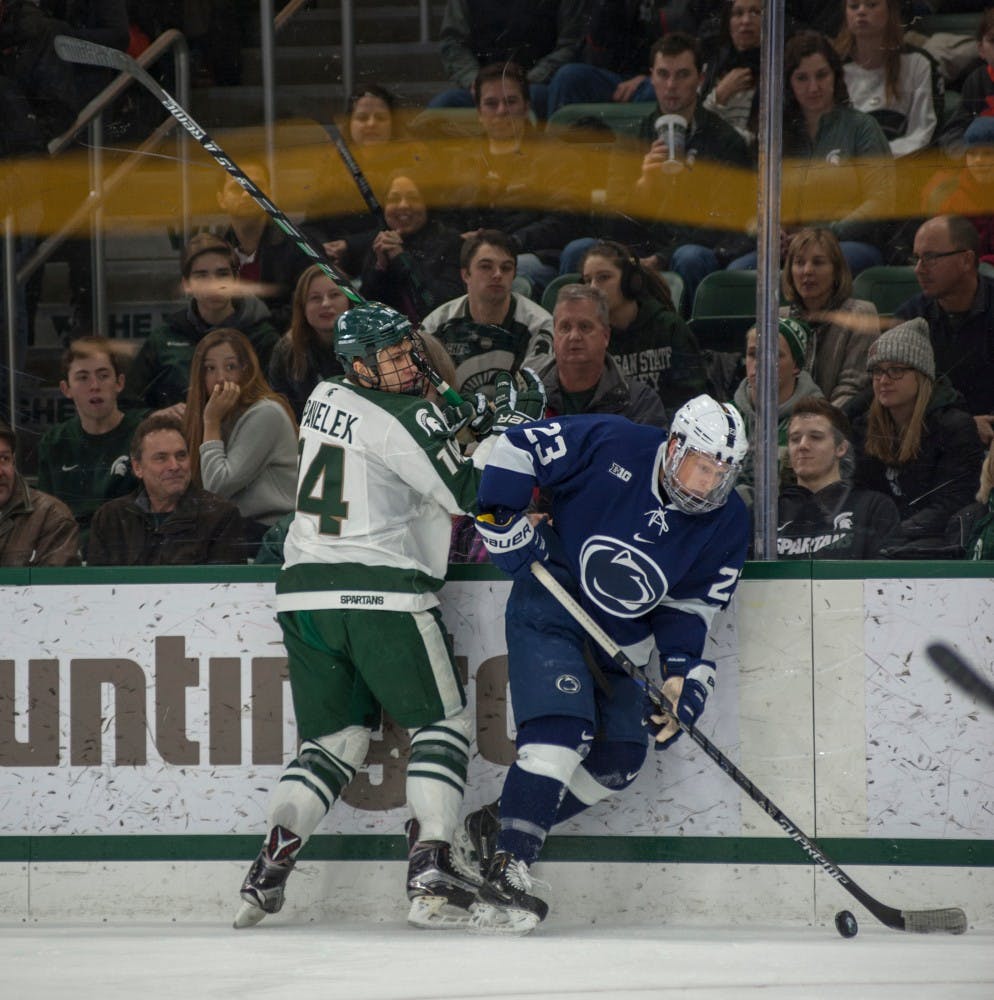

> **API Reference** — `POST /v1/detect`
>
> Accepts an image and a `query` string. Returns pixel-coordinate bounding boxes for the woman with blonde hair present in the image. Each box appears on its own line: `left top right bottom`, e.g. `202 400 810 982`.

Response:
268 265 352 419
851 318 982 552
781 226 880 407
184 328 298 542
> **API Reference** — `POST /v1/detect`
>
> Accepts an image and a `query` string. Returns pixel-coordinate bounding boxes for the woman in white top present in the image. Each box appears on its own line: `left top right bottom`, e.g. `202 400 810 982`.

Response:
184 328 299 542
835 0 943 158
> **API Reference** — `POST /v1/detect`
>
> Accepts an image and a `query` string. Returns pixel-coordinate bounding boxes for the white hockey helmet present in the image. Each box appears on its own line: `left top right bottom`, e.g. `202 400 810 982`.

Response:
662 394 748 514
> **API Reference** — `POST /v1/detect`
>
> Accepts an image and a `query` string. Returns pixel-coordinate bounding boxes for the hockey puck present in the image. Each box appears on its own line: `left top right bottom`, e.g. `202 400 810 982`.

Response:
835 909 858 938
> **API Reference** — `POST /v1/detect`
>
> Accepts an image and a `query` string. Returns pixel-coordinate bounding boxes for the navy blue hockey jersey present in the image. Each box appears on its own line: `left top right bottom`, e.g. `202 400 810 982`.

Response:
478 414 750 664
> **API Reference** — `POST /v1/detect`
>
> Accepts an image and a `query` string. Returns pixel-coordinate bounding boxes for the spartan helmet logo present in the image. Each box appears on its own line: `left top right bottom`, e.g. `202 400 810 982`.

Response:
415 408 447 438
578 536 668 619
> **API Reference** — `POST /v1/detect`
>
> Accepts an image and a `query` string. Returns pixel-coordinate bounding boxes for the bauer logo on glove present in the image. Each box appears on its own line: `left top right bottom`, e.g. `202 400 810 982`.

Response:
475 510 549 580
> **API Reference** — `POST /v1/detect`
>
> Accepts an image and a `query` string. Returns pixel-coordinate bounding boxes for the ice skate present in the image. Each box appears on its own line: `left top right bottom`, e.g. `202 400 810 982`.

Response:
232 825 301 929
451 799 500 881
406 819 481 930
469 850 549 935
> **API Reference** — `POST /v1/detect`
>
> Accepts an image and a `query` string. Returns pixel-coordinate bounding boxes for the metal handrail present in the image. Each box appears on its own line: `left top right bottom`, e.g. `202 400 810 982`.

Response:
4 31 191 433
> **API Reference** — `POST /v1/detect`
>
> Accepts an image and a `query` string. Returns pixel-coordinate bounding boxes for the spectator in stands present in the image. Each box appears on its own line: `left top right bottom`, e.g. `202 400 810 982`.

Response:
217 160 313 329
88 413 244 565
937 9 994 155
429 0 587 119
449 62 577 294
125 232 280 411
420 230 554 396
964 439 994 559
304 84 420 277
37 336 148 554
183 329 298 544
732 31 895 276
732 317 825 505
834 0 943 159
535 284 668 426
922 118 994 265
778 396 899 558
780 227 880 407
268 265 352 420
580 240 707 411
545 1 664 116
0 421 80 566
358 171 464 323
894 214 994 444
700 0 763 151
850 317 983 555
599 33 754 313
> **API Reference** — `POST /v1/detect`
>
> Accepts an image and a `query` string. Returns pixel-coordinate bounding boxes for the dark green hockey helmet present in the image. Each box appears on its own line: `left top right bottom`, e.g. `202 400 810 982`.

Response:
335 301 424 392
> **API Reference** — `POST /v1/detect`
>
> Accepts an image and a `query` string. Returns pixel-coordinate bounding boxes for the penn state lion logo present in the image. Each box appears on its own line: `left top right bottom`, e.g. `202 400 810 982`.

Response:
415 408 447 438
579 535 668 619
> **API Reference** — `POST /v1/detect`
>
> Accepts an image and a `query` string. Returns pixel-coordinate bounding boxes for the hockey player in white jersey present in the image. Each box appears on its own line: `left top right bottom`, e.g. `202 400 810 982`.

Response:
466 395 751 933
234 301 544 931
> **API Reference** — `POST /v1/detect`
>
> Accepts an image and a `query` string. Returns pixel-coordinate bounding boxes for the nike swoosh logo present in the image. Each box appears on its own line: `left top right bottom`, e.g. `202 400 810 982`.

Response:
633 533 654 544
777 521 793 532
62 464 79 471
625 771 641 782
580 731 594 742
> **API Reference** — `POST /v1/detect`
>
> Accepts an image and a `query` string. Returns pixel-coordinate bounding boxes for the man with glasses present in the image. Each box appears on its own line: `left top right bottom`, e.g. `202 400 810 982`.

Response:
895 214 994 444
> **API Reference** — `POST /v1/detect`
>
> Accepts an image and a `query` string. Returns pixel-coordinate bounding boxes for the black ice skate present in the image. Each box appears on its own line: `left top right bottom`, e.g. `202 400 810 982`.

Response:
406 819 482 930
452 799 500 880
469 850 549 935
232 825 302 929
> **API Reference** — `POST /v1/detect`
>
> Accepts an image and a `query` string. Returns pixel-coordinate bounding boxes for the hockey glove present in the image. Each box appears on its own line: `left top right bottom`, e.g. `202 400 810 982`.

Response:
442 392 493 438
491 369 547 433
475 511 548 580
648 658 716 749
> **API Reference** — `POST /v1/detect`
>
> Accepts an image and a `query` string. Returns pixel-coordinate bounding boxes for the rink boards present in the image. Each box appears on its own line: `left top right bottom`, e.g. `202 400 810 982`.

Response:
1 563 992 927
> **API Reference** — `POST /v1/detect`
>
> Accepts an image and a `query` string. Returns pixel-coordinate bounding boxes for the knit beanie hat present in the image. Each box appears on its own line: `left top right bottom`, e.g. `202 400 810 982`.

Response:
778 317 809 369
866 317 935 380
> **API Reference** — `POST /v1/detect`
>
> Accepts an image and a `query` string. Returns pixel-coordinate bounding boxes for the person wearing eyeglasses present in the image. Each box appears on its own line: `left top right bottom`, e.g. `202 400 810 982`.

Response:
850 318 984 556
893 215 994 446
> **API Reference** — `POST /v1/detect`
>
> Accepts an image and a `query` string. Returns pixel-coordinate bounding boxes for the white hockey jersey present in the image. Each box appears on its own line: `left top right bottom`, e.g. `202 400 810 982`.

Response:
276 377 488 613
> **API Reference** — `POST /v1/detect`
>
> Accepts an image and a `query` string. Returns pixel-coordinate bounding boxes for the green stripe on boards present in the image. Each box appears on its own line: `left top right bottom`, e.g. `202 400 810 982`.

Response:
1 836 991 865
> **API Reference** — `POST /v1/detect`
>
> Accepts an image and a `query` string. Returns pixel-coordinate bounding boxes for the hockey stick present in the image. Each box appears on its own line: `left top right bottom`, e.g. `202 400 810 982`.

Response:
926 642 994 712
51 35 462 406
530 561 968 935
320 121 436 319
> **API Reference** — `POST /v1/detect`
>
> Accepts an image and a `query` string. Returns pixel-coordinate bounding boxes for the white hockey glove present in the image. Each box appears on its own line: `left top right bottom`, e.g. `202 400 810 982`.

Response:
475 510 548 580
491 369 547 433
648 657 716 749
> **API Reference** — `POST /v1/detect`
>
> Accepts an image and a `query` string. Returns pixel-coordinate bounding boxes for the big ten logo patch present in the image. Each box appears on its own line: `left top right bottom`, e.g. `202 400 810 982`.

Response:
0 637 516 813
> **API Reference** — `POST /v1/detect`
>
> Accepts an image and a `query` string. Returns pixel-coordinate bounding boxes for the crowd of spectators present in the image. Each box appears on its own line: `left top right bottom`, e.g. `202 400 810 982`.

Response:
3 0 994 569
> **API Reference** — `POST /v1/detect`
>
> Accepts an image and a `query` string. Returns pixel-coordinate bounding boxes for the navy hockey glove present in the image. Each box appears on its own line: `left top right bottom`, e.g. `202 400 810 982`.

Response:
475 511 548 580
491 369 547 433
648 658 716 749
443 392 493 437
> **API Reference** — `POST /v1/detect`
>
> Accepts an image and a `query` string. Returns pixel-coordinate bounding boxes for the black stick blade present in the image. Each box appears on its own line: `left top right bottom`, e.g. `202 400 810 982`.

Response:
926 642 994 711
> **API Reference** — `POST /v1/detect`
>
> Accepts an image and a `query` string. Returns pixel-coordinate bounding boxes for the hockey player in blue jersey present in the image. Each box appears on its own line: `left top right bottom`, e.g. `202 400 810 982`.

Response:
465 394 750 933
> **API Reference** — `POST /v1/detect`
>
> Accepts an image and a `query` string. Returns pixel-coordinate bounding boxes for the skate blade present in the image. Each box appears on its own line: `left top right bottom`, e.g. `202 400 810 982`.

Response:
233 901 268 929
467 901 542 936
407 894 474 931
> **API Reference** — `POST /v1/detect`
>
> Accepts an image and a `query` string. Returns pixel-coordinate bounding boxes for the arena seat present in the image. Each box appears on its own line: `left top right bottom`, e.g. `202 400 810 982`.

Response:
851 265 921 316
688 270 758 353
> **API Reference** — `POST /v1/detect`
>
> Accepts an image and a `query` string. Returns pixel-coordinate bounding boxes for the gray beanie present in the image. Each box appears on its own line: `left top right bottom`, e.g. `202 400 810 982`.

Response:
866 317 935 380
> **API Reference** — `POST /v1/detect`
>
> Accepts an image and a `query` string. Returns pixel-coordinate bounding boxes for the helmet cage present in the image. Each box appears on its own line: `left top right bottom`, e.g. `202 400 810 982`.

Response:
662 395 747 515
